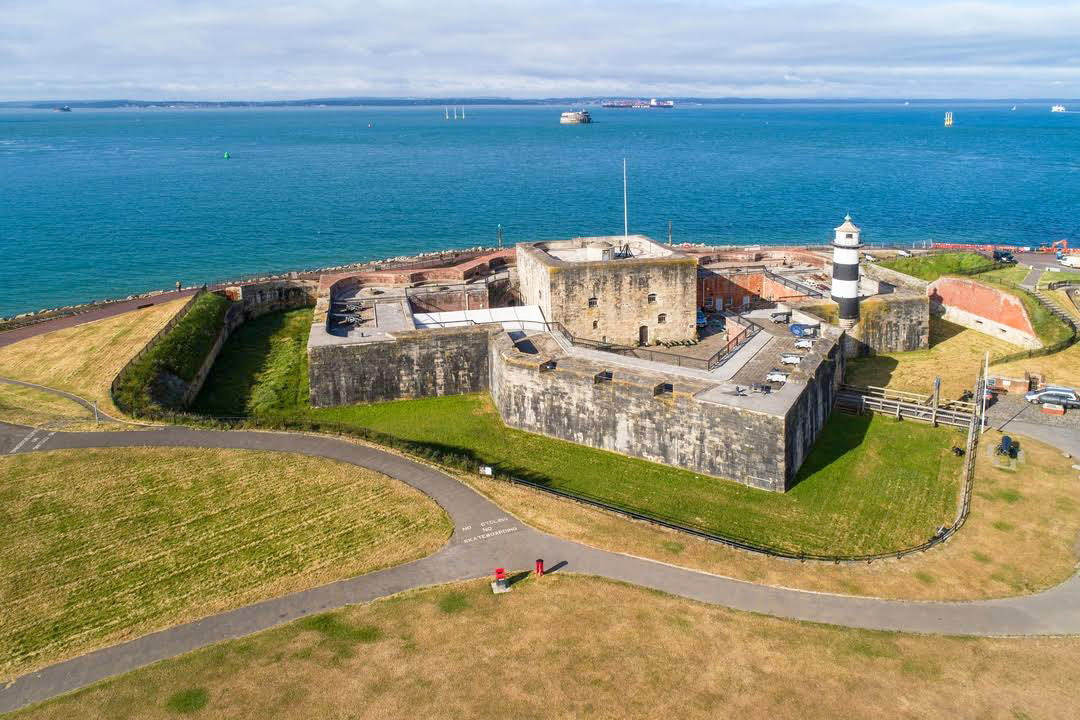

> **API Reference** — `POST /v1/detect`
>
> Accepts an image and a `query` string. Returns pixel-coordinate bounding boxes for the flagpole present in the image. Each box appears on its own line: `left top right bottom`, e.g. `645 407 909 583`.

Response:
623 157 628 237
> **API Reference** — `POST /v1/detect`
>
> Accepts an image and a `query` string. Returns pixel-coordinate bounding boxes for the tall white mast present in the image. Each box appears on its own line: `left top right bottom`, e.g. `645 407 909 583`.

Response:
453 107 458 120
444 106 448 120
462 106 466 119
623 157 628 237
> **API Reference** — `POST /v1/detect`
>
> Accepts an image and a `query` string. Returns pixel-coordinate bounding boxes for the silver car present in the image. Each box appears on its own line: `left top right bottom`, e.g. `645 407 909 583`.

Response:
1025 386 1080 408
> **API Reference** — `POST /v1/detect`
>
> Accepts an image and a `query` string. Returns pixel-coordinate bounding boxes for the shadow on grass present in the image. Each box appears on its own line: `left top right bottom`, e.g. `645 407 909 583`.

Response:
845 354 900 389
929 317 967 347
193 311 291 416
788 412 872 491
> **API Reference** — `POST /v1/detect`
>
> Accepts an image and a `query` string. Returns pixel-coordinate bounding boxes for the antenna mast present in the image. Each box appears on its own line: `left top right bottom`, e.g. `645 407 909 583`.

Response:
623 157 628 238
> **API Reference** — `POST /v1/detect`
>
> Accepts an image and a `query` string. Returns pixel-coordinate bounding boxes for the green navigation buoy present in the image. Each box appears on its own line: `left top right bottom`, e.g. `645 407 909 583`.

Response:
223 151 230 159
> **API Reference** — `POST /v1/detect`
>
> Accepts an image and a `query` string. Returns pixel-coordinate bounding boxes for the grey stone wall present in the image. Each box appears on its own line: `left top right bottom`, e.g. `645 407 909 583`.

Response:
224 279 316 320
783 342 844 479
488 333 835 491
308 326 493 407
516 242 698 346
845 294 930 357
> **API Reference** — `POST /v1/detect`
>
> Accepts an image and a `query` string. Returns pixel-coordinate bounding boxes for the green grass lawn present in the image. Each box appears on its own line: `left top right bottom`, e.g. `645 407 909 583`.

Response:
194 309 964 556
877 252 994 282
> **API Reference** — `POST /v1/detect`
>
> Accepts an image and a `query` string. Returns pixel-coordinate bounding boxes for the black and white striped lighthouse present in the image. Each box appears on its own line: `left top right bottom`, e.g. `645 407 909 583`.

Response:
830 214 861 329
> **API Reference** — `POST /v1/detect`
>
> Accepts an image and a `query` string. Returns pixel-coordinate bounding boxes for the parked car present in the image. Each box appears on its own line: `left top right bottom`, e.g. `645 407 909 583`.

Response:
770 311 791 324
789 323 817 338
695 309 707 328
896 249 912 257
992 249 1016 264
1024 386 1080 408
863 253 878 262
1061 255 1080 269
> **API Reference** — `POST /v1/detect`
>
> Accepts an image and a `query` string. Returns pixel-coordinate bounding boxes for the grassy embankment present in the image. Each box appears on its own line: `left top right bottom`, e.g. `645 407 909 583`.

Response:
0 298 190 420
879 253 1070 347
113 292 232 416
845 318 1015 397
15 575 1080 720
0 384 96 430
195 309 964 558
876 252 994 281
0 447 450 679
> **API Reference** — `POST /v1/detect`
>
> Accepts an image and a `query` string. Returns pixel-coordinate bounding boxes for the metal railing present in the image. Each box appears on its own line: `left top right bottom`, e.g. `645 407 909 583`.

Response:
762 268 824 298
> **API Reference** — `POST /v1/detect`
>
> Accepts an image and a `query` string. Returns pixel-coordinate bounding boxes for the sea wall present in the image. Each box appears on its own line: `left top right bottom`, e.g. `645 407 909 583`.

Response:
308 325 493 407
928 277 1039 349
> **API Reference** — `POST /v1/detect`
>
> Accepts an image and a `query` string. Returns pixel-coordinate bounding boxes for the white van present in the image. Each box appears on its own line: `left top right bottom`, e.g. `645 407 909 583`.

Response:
1061 255 1080 268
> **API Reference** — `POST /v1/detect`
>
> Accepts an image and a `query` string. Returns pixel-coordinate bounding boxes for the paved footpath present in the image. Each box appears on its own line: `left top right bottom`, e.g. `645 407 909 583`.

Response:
2 422 1080 713
0 289 196 349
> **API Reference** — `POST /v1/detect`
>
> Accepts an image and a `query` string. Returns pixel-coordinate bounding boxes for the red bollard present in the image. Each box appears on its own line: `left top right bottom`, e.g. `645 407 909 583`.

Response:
535 558 544 576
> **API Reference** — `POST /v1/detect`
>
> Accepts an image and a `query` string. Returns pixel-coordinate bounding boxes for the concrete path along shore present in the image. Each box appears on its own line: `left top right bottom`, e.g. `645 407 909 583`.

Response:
2 423 1080 714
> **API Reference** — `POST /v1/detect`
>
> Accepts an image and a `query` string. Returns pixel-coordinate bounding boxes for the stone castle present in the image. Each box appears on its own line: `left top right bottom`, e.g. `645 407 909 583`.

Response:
296 218 933 492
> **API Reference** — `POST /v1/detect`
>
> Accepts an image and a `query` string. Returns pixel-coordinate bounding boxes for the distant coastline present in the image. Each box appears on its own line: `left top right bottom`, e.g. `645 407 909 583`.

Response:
2 96 1078 110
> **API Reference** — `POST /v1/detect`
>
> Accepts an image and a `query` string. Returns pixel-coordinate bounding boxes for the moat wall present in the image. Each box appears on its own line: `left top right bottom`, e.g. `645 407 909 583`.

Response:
308 325 493 407
488 333 839 491
843 294 930 358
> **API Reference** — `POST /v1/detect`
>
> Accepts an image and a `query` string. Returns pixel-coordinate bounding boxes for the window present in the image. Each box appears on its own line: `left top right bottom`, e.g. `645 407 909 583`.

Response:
592 320 599 330
846 233 854 239
647 293 657 304
588 297 598 308
657 313 667 324
704 297 714 310
594 370 613 384
654 382 674 397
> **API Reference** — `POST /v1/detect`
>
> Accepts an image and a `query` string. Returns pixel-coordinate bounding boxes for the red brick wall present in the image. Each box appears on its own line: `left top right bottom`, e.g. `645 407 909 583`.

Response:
928 277 1035 335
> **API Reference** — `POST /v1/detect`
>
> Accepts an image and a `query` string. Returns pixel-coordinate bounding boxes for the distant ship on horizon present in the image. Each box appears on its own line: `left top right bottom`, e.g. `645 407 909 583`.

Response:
601 98 675 109
1051 104 1067 113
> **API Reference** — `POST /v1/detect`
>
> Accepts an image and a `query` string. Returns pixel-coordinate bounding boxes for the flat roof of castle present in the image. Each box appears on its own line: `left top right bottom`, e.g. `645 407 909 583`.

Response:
520 234 688 265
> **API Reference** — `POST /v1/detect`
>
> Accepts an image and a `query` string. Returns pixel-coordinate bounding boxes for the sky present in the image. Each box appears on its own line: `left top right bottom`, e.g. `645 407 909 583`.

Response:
2 0 1078 101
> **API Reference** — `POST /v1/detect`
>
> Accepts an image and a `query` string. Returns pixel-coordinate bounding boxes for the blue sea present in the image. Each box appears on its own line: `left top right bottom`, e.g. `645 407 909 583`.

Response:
1 103 1078 316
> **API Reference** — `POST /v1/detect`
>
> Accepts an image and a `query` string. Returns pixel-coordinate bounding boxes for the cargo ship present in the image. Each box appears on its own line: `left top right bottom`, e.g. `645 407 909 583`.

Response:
560 110 592 124
601 98 675 109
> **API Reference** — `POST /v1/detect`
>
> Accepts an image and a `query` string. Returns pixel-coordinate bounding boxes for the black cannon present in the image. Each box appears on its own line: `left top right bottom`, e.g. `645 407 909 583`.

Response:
996 435 1017 459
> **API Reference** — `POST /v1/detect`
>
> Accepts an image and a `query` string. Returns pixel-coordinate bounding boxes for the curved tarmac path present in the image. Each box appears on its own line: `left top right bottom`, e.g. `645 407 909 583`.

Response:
2 421 1080 713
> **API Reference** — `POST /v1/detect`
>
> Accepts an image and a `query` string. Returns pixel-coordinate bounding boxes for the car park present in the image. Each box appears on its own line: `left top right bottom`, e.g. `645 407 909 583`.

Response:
1024 386 1080 408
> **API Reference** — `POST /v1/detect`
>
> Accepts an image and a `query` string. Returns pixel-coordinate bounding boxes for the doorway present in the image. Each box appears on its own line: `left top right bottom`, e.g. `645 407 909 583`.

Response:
639 325 649 346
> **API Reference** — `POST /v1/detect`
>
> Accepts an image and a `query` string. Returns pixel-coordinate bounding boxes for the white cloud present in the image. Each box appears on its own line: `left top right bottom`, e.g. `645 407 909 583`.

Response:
0 1 1077 99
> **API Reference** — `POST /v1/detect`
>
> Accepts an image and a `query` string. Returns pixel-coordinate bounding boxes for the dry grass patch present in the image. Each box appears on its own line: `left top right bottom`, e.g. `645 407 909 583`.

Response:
994 343 1080 388
0 384 96 430
0 298 188 417
458 432 1079 601
0 447 451 679
846 317 1018 398
16 575 1080 720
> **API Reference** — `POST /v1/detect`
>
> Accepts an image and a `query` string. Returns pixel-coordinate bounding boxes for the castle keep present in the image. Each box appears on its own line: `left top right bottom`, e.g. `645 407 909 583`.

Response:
516 236 698 346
